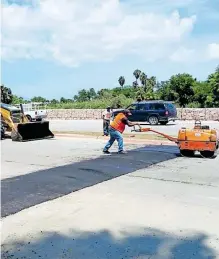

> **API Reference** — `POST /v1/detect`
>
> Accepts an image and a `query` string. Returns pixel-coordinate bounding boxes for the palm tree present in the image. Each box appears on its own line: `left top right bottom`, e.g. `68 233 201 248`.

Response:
133 69 141 80
118 76 125 87
140 72 147 89
133 69 141 89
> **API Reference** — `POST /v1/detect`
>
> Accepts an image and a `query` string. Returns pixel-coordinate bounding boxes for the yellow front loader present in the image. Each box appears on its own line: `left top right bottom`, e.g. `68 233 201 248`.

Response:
0 103 54 141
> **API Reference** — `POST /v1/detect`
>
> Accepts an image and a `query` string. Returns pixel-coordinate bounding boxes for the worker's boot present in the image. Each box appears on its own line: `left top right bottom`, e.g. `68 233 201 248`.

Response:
103 150 110 154
118 150 127 154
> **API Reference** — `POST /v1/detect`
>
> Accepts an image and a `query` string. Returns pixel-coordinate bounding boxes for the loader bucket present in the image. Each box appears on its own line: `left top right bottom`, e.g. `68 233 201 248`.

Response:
11 121 54 142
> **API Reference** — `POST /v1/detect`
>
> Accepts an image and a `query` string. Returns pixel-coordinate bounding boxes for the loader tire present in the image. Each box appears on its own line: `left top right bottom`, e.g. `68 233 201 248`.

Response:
26 115 32 122
1 125 5 140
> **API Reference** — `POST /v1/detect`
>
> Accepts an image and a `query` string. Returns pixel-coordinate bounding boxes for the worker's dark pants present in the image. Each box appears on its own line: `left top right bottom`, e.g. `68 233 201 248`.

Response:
103 127 124 152
103 119 110 136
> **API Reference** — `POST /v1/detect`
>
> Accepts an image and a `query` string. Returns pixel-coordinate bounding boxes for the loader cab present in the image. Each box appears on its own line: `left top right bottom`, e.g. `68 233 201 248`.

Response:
1 103 21 113
1 103 23 123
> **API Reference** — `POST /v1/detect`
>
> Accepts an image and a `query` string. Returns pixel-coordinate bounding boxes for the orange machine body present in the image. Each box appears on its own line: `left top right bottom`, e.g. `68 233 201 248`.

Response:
177 127 218 152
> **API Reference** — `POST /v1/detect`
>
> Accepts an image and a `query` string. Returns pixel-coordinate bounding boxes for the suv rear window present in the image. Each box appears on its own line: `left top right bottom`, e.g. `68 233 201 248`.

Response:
148 103 165 110
165 103 176 110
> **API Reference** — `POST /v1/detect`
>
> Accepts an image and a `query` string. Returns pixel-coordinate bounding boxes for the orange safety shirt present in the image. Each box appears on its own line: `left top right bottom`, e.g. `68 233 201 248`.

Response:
110 113 127 133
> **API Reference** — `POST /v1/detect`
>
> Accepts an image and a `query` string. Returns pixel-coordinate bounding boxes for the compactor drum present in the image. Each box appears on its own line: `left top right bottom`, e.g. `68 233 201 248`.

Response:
177 121 218 158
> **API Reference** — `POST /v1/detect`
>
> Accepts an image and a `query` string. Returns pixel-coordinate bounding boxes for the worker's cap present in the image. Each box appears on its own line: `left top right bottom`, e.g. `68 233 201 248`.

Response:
123 109 132 116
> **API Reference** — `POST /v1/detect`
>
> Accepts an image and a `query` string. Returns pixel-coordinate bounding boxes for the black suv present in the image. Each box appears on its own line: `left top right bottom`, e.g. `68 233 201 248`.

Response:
112 100 178 125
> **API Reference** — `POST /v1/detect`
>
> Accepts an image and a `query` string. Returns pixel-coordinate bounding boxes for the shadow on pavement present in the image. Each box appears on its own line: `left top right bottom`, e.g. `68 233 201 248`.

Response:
1 145 179 217
1 227 217 259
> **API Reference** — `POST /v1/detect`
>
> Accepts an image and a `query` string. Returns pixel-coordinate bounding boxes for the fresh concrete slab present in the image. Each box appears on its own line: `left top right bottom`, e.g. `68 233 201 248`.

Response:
1 137 219 259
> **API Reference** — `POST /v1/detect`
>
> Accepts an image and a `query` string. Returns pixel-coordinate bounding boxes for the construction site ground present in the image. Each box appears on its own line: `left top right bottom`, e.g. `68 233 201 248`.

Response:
1 133 219 258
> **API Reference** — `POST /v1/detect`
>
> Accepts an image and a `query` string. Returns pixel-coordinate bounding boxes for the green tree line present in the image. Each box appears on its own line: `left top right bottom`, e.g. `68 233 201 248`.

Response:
2 66 219 109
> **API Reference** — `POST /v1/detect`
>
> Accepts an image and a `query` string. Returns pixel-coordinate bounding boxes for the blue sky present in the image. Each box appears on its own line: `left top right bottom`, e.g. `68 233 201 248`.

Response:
1 0 219 99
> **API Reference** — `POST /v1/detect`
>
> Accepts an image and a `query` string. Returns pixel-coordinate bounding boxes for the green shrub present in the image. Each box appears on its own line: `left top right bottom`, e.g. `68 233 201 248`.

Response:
47 96 133 109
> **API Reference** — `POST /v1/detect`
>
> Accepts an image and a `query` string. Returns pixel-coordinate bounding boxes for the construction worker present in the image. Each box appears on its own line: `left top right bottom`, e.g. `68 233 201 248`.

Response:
103 109 141 154
102 106 112 136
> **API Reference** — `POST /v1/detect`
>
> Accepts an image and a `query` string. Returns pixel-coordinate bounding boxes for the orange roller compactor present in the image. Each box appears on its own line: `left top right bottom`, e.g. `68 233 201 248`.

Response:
132 121 219 158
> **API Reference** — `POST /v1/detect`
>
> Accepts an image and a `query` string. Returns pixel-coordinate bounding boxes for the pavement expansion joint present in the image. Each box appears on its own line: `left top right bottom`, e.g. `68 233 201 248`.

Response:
127 175 217 188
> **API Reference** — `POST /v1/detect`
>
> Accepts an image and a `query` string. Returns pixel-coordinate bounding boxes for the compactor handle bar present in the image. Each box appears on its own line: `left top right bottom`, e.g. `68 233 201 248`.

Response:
131 125 178 143
131 125 143 132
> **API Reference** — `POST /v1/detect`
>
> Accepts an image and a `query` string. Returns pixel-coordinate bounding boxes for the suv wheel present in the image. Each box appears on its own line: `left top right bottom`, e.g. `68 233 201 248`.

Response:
148 116 159 125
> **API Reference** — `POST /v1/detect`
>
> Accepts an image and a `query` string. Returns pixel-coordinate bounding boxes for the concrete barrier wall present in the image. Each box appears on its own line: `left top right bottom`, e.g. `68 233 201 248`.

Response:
177 108 219 121
47 108 219 121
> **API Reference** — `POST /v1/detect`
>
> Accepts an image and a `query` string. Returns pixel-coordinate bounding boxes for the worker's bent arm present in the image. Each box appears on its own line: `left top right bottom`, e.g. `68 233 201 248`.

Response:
126 120 140 127
121 117 140 127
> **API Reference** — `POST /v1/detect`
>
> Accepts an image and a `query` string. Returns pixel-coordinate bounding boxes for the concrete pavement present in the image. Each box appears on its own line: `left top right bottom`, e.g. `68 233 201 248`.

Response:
1 136 219 258
1 137 176 217
49 119 219 136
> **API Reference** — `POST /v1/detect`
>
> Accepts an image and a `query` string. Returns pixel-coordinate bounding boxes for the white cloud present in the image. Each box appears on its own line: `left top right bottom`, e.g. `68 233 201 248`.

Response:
170 47 195 62
1 0 197 66
207 43 219 59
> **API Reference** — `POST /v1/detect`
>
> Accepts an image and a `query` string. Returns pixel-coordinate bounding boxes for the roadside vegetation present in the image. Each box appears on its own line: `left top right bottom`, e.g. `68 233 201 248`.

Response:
1 66 219 109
